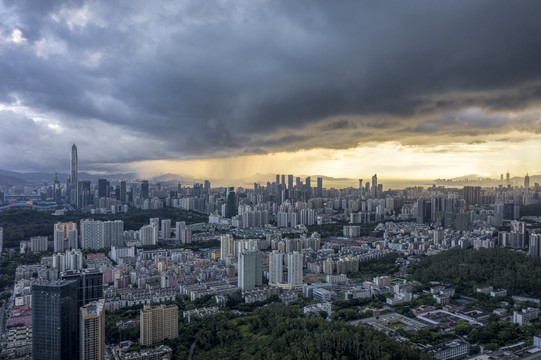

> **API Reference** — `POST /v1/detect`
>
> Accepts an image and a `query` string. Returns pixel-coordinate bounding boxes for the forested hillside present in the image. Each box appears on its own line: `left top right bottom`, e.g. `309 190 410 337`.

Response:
410 248 541 297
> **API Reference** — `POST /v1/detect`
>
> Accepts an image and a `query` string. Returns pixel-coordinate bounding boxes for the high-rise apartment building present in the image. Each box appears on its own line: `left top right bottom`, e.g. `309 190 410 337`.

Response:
238 248 262 291
140 304 178 346
81 220 124 249
30 236 48 252
80 299 105 360
161 219 171 238
220 234 235 260
287 251 303 287
54 222 78 252
139 224 158 246
33 279 79 360
269 251 283 284
175 221 192 244
529 234 541 258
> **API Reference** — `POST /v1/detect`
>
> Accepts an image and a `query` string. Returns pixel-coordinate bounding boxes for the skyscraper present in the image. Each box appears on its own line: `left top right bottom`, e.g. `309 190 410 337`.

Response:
33 279 79 360
0 226 3 255
97 179 109 198
305 177 311 198
120 181 127 204
54 173 62 203
80 299 105 360
525 174 530 189
317 177 323 197
416 199 425 223
141 180 149 199
77 180 91 209
61 269 104 308
70 144 78 205
287 175 294 190
371 174 378 198
224 187 238 218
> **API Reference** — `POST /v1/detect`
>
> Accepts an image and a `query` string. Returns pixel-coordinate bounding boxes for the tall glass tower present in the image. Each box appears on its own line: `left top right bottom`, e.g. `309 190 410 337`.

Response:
70 144 78 205
32 279 79 359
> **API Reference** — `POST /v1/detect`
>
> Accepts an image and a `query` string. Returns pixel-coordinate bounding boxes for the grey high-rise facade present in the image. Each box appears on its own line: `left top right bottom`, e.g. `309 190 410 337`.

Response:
32 279 79 360
287 251 303 287
317 177 323 197
141 180 149 199
268 250 283 284
224 187 238 218
287 175 294 190
120 181 127 203
98 179 109 198
238 248 262 291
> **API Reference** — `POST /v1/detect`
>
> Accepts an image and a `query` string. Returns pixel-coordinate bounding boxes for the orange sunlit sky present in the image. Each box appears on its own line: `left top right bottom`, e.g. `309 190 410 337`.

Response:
131 138 541 182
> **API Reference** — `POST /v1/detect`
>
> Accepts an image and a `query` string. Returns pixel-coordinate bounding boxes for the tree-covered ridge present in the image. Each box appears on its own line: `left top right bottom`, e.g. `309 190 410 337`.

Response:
168 304 432 360
410 248 541 297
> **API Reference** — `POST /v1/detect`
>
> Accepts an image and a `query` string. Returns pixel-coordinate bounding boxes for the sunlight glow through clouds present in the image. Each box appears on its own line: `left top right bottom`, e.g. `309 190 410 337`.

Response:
128 138 541 182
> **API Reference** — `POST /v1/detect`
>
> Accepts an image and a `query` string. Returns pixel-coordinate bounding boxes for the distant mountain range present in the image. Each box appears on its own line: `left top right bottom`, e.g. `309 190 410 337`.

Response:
0 169 138 185
0 169 535 189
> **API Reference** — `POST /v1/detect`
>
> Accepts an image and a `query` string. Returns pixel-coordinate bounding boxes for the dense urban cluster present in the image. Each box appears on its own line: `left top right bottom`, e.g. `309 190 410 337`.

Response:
1 147 541 359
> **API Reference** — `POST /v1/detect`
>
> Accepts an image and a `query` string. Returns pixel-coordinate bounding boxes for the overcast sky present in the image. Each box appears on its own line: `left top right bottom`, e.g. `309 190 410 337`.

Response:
1 1 541 179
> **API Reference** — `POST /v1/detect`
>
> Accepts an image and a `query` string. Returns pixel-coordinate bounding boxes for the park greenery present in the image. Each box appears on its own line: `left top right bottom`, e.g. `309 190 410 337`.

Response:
106 294 435 359
166 303 432 360
348 253 401 280
410 247 541 298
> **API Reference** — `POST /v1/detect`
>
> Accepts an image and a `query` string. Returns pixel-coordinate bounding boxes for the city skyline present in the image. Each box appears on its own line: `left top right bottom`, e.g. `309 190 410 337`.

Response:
1 2 541 180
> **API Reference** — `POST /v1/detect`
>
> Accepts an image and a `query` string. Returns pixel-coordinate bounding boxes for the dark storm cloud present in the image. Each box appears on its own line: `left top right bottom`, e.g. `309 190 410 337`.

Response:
1 0 541 170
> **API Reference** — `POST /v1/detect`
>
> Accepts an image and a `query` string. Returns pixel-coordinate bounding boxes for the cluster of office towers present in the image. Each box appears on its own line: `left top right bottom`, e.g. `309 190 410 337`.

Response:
63 144 130 209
